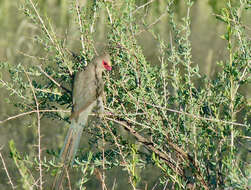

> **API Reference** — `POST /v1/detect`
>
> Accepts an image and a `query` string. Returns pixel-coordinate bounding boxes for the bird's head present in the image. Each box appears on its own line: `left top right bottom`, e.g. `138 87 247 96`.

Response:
95 54 112 72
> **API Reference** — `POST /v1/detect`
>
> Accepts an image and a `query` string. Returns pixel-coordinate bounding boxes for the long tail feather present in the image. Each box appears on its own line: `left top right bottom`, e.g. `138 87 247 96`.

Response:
52 102 95 189
52 121 83 189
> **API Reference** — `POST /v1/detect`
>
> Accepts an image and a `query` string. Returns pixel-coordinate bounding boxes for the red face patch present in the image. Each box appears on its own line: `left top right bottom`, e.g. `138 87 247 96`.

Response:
102 60 112 71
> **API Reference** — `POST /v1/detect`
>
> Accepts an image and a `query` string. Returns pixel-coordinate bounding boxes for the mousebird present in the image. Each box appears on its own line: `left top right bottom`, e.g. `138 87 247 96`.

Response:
53 54 112 189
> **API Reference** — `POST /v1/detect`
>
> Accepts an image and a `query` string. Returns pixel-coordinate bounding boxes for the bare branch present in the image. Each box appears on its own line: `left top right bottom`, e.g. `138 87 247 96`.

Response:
103 119 137 190
133 0 157 14
37 65 72 94
75 0 85 51
0 110 70 125
0 147 16 189
137 99 248 127
28 0 55 46
24 70 43 190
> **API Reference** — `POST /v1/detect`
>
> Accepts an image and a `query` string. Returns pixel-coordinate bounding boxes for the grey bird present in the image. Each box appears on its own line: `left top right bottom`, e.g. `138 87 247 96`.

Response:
53 54 112 189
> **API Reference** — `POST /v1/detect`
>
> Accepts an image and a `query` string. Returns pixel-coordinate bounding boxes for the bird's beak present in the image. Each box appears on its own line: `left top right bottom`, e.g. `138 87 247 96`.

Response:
106 64 112 71
102 60 112 71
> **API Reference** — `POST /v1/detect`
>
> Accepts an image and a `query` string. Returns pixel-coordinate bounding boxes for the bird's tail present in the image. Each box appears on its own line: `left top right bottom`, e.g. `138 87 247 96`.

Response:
52 120 83 189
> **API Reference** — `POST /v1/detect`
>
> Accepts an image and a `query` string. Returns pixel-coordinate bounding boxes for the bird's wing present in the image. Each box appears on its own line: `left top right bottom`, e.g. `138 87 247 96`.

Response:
71 64 104 120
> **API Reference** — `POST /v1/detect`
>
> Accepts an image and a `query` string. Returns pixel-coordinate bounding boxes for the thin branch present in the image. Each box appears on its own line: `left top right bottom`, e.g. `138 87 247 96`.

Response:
104 117 182 175
27 0 70 74
17 50 48 61
136 10 168 35
65 168 72 190
0 108 147 125
0 147 16 189
28 0 64 60
106 6 113 24
34 88 62 96
213 13 251 31
90 5 98 34
1 102 246 128
37 65 71 93
159 46 167 108
17 50 71 94
75 0 85 51
132 0 156 14
0 109 70 124
111 178 116 190
103 119 137 190
137 100 248 127
28 0 55 46
105 116 209 190
97 125 108 190
0 79 28 101
24 70 43 190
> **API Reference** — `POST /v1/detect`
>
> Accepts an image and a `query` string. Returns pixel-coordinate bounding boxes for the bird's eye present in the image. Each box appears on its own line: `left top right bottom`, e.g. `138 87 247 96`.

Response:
103 61 107 66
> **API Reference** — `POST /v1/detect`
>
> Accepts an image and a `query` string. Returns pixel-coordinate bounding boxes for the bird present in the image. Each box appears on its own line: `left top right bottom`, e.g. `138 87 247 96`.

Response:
52 53 112 189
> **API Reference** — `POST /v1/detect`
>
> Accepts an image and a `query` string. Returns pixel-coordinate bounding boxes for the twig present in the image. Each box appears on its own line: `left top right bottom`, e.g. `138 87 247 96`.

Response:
103 119 137 190
163 179 168 190
213 13 251 31
90 4 98 34
137 99 248 127
106 6 113 24
65 168 72 190
37 65 71 94
136 10 168 35
34 88 62 96
75 0 85 51
0 108 147 125
97 125 108 190
0 147 16 189
132 0 156 14
111 178 116 190
24 70 43 190
105 116 209 189
0 79 27 101
28 0 65 59
28 0 71 75
159 45 167 108
28 0 54 47
104 117 182 175
16 51 71 93
126 89 247 128
0 109 70 124
17 50 48 61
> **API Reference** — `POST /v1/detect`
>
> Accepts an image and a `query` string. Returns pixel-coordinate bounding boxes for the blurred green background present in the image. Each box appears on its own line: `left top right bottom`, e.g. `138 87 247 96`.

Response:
0 0 250 189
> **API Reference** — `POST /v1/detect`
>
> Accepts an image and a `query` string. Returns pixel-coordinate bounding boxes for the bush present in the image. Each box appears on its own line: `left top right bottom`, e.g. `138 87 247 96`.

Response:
0 0 250 189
